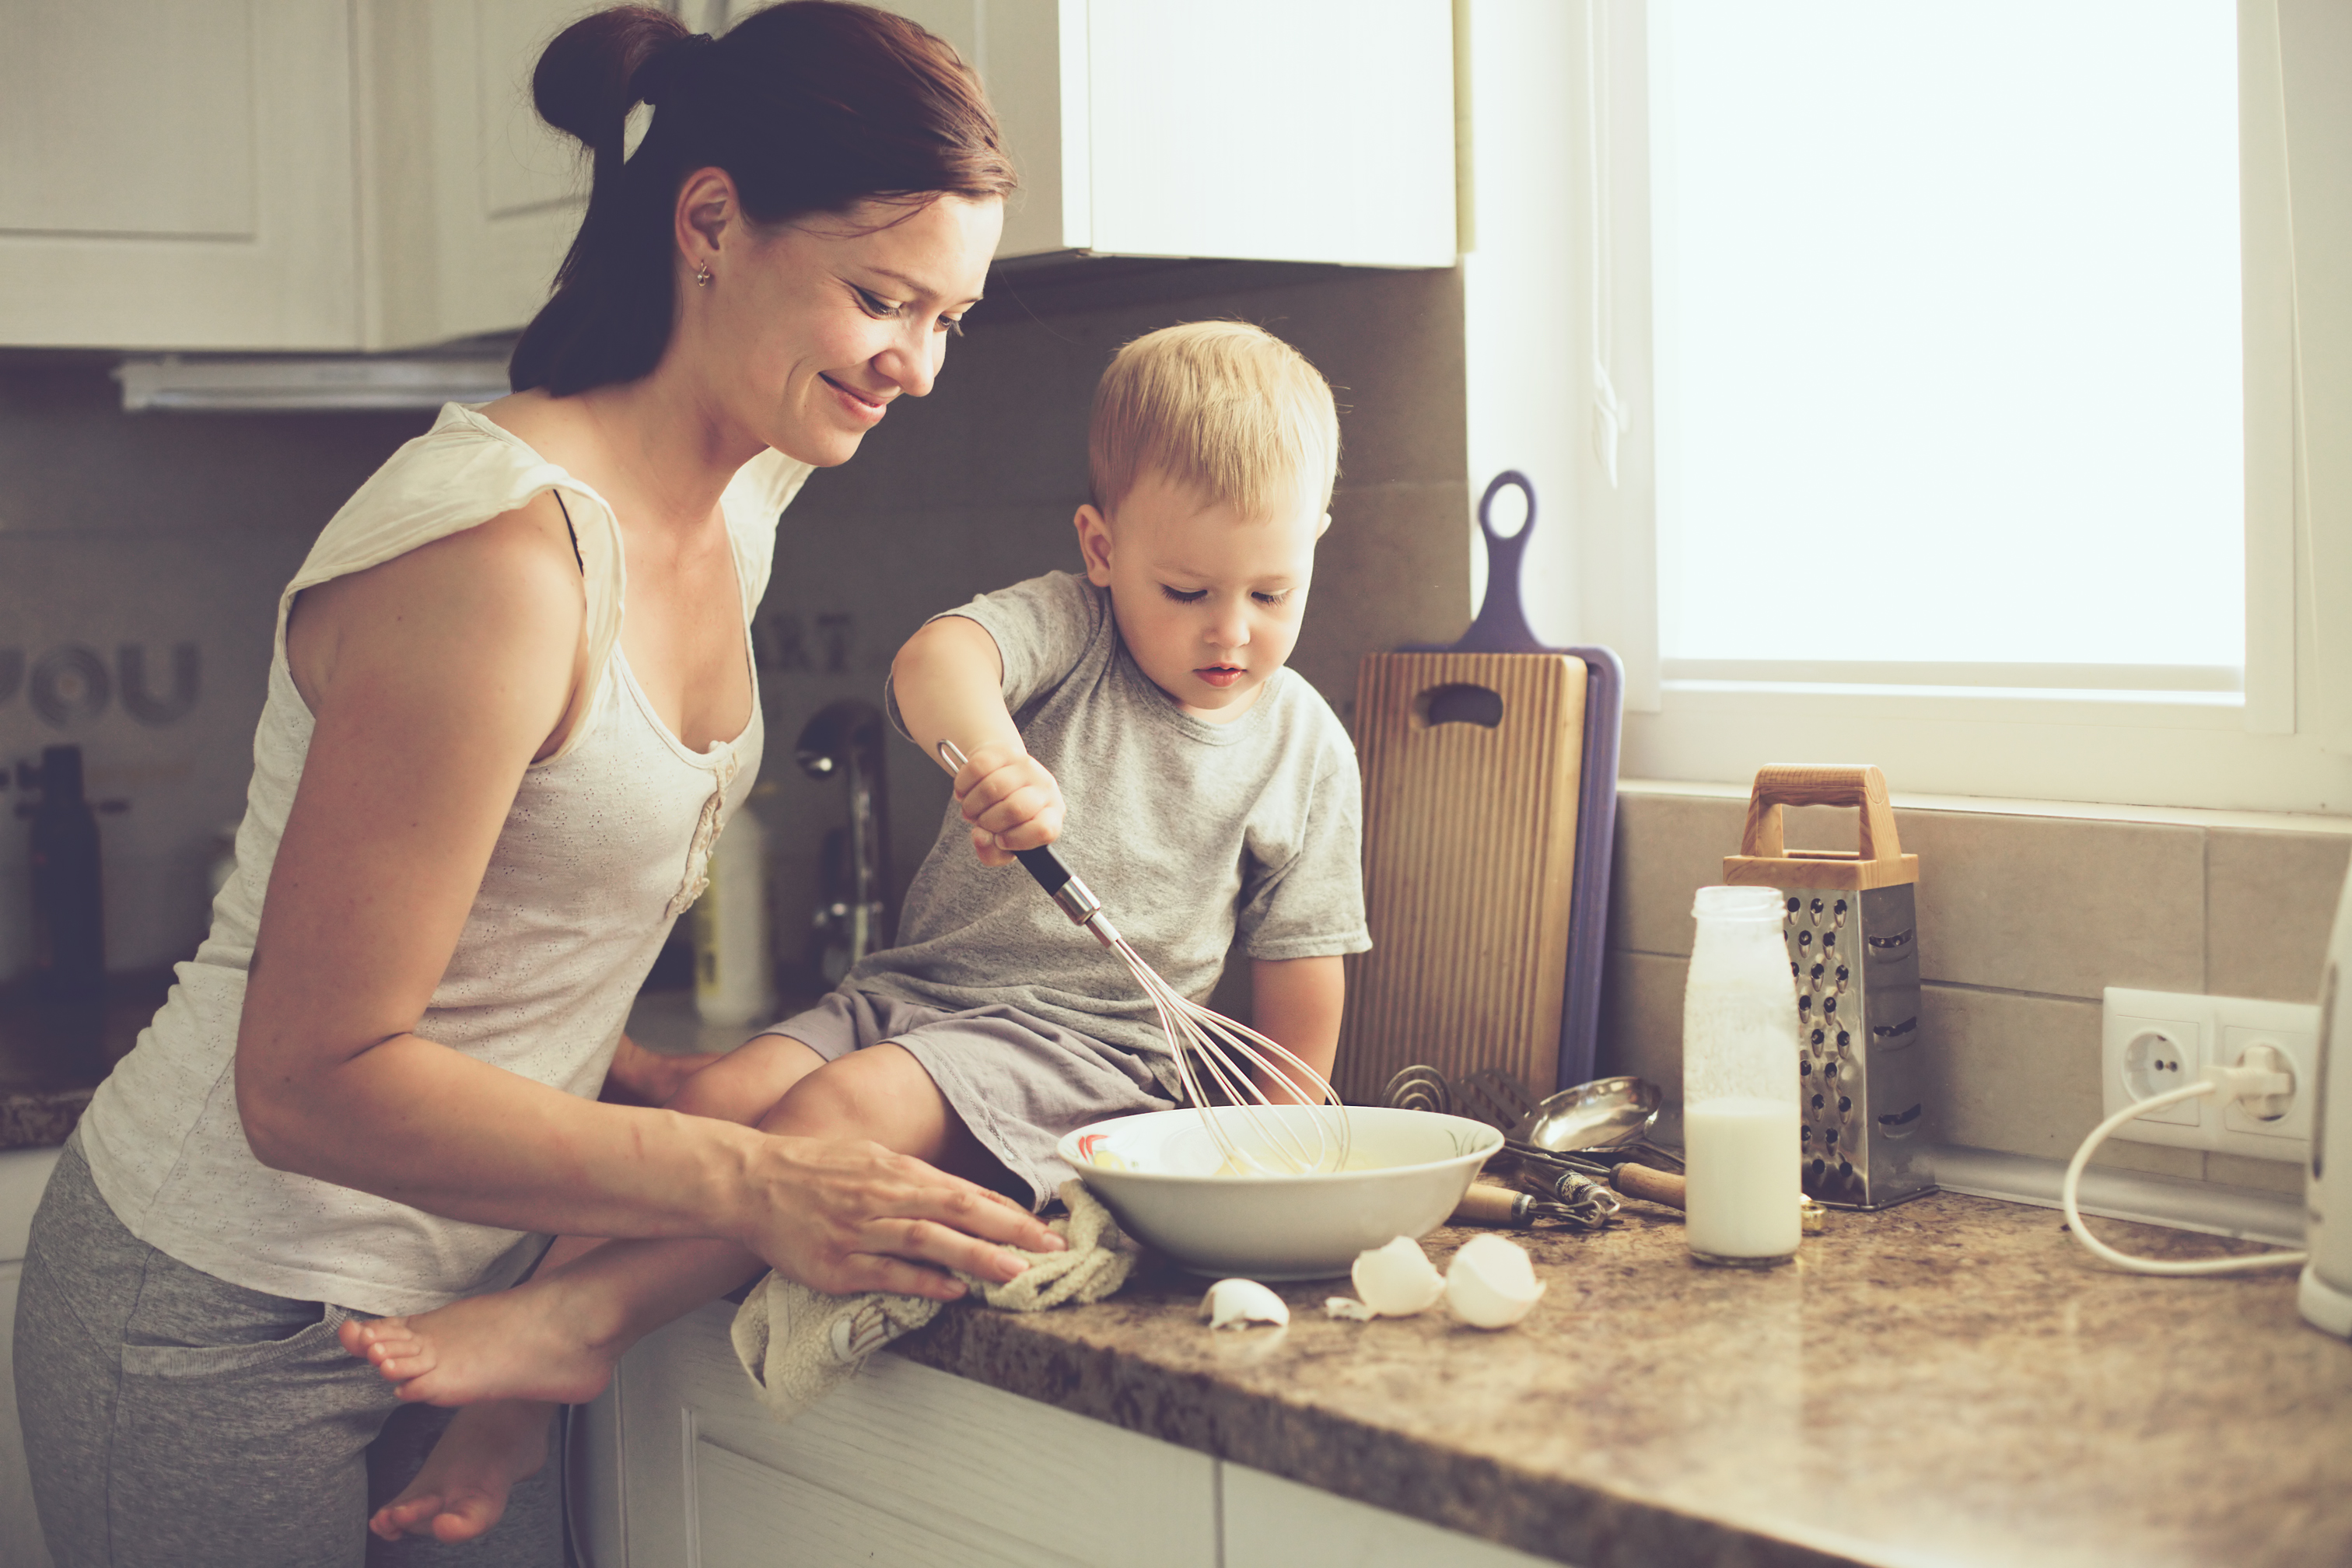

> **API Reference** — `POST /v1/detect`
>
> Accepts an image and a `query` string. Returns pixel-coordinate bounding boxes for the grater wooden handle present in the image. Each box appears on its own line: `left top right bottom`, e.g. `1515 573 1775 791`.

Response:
1740 765 1904 863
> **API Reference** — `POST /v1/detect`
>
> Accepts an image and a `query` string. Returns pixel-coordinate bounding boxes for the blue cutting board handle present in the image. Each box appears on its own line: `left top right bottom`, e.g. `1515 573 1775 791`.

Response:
1398 471 1624 1093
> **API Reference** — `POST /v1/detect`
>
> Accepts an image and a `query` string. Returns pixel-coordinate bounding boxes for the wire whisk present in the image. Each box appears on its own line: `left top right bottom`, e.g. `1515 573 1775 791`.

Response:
938 740 1350 1176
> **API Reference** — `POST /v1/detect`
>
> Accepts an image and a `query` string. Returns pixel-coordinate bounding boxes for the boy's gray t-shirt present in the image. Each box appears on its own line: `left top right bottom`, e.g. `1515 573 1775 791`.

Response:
851 570 1369 1088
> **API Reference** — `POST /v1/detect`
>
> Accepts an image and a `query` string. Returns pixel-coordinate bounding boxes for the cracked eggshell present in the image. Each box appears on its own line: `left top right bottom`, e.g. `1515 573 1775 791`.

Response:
1350 1236 1447 1317
1444 1233 1546 1329
1199 1278 1290 1330
1323 1297 1379 1321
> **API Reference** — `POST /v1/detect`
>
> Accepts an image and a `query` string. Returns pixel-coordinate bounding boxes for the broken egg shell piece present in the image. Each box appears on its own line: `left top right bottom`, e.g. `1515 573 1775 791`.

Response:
1444 1232 1546 1329
1351 1235 1447 1317
1200 1278 1290 1330
1323 1297 1379 1321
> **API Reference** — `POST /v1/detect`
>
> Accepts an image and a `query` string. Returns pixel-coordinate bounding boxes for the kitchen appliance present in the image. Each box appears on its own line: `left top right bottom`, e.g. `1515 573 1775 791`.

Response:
1722 765 1934 1210
937 741 1348 1177
1335 471 1624 1104
2300 863 2352 1336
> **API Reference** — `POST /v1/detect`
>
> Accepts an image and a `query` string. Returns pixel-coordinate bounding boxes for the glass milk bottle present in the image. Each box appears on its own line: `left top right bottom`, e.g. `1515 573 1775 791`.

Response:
1682 885 1801 1265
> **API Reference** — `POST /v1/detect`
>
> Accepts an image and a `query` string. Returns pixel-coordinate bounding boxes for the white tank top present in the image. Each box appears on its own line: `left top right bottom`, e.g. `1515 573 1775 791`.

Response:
76 403 811 1314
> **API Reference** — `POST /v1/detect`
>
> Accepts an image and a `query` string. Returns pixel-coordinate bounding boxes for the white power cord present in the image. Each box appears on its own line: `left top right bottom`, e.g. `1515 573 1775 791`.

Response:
2063 1059 2309 1276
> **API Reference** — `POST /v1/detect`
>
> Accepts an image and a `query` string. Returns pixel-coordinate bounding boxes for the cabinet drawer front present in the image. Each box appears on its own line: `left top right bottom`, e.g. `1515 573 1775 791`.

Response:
621 1302 1216 1568
693 1437 1085 1568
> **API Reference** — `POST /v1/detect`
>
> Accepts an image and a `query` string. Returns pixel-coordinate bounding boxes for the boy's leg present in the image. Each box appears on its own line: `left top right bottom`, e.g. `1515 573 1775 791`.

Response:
344 1041 996 1412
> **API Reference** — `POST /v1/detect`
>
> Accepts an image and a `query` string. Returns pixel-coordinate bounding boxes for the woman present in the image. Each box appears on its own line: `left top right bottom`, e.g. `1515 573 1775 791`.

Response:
12 6 1056 1564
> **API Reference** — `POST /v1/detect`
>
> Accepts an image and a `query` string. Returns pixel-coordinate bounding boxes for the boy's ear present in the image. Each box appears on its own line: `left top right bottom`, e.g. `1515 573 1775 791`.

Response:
1073 504 1116 587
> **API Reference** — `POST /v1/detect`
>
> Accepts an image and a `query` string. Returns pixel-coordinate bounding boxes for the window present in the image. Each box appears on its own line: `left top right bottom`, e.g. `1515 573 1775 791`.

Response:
1653 0 2243 687
1461 0 2346 814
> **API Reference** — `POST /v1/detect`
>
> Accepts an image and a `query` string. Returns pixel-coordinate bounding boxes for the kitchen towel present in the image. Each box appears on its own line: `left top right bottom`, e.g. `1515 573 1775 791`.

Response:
730 1180 1139 1421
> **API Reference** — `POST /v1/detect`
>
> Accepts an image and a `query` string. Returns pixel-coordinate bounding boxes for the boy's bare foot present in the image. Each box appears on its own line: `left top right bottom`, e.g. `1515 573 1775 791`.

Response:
338 1274 628 1407
369 1398 553 1545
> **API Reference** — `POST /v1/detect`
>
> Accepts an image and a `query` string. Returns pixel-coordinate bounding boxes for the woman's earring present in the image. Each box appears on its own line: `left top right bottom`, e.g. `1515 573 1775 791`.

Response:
695 264 712 289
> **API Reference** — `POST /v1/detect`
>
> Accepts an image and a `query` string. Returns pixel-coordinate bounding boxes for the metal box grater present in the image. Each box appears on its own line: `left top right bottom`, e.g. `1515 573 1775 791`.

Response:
1722 765 1934 1209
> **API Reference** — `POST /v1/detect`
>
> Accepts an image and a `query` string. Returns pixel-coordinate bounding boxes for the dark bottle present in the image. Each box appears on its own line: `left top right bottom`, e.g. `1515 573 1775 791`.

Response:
28 744 103 1003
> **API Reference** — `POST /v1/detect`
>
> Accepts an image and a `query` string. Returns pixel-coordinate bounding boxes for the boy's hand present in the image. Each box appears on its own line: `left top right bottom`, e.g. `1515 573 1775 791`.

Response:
950 741 1064 866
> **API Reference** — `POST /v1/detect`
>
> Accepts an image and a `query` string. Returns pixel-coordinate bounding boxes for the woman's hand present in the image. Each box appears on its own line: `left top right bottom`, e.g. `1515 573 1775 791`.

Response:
735 1135 1062 1300
951 743 1064 867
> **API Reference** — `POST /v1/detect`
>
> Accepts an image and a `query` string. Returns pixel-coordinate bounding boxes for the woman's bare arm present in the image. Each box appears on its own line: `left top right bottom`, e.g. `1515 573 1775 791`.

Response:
238 504 1055 1296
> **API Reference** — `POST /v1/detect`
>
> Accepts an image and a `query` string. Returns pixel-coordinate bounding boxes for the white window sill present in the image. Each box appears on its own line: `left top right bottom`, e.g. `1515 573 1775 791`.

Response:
1622 671 2352 817
1618 775 2352 838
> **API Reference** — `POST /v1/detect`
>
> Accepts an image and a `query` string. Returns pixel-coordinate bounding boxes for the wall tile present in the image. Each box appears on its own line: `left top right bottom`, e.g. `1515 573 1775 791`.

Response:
1917 980 2210 1177
0 355 428 537
1290 481 1471 724
2084 1138 2206 1179
2206 829 2350 1004
0 529 310 976
1606 793 1748 957
1917 982 2103 1161
1897 811 2205 999
1596 948 1686 1104
2204 1150 2305 1197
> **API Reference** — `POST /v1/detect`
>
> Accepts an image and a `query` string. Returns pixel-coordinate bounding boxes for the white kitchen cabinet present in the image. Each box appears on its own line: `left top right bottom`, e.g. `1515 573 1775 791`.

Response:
1223 1462 1558 1568
0 2 362 351
2 0 1455 353
870 0 1458 267
357 0 596 348
0 0 589 352
607 1300 1218 1567
0 1147 61 1568
593 1300 1563 1568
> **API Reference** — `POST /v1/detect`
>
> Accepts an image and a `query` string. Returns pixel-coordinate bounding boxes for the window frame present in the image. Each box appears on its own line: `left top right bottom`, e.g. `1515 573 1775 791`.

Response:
1462 0 2348 816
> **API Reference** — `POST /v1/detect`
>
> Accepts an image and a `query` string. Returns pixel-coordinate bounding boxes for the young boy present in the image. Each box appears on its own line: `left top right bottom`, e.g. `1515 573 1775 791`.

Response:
343 320 1370 1542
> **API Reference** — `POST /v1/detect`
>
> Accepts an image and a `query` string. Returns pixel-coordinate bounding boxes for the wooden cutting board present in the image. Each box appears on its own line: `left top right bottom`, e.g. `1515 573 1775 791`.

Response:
1335 646 1588 1103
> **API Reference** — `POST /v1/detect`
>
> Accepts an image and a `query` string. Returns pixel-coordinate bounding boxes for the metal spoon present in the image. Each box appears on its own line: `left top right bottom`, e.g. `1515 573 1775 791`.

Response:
1510 1075 1663 1157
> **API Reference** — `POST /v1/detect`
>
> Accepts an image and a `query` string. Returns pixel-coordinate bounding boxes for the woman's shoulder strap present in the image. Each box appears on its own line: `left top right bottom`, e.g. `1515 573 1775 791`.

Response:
719 446 815 614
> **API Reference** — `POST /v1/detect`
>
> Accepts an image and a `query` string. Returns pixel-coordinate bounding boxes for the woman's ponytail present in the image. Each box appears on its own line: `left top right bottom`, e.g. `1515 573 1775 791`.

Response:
510 1 1016 398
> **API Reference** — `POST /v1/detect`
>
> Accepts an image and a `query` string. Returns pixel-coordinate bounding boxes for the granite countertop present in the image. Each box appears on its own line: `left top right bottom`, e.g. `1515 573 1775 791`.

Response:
896 1190 2350 1568
0 971 166 1150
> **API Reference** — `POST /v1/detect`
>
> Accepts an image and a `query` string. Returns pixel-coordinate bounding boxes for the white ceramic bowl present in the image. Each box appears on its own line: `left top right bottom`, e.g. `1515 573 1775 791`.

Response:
1059 1106 1503 1279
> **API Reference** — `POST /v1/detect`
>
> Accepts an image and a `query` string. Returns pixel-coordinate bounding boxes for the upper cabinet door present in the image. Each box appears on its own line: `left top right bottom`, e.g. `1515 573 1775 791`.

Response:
359 0 595 350
0 0 360 349
1082 0 1456 267
871 0 1456 267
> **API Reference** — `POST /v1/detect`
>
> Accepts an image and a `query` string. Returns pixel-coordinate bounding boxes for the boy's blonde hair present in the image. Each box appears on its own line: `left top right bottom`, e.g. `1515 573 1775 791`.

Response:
1087 321 1341 523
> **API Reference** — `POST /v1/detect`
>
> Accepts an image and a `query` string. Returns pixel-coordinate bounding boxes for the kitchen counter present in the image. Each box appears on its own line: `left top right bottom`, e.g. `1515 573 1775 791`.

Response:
885 1190 2348 1568
0 971 165 1149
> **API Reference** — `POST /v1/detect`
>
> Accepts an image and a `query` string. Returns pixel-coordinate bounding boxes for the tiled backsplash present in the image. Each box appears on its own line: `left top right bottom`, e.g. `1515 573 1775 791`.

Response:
0 262 1472 994
1596 781 2352 1196
0 353 429 982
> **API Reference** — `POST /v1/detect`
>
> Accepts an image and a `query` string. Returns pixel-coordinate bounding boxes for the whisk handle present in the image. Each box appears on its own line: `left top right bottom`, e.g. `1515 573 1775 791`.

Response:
1014 844 1120 947
936 740 1118 945
1013 844 1075 896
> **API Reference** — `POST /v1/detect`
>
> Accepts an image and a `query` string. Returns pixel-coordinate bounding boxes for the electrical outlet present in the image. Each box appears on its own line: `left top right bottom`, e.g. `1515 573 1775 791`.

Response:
2102 992 2205 1147
2217 1002 2322 1153
2102 988 2322 1162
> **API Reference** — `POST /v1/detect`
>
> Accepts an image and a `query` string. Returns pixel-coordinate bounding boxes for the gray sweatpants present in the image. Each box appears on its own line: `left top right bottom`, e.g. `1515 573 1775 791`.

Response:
12 1134 562 1568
